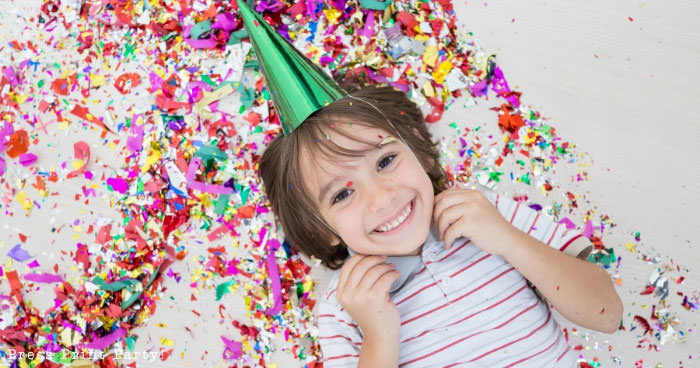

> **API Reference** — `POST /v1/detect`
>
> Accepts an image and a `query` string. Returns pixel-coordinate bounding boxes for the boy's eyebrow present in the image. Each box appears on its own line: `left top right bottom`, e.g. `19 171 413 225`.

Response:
317 137 398 204
318 178 342 204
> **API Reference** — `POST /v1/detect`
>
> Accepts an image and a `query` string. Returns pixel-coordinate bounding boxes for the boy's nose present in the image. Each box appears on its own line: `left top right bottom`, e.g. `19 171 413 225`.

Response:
367 180 397 214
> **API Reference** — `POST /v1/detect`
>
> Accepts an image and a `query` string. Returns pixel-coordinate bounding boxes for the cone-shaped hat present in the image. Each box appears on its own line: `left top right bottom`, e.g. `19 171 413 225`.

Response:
237 0 346 135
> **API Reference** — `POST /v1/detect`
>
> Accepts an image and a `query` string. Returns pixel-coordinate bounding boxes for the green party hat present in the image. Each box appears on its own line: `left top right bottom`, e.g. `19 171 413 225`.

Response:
237 0 346 135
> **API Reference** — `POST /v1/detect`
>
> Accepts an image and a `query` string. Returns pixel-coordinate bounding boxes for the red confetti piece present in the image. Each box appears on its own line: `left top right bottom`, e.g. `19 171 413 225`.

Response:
66 141 90 178
114 72 142 94
5 129 30 158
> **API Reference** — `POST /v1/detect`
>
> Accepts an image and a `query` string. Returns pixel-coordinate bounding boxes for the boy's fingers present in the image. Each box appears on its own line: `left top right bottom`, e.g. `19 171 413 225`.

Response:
342 255 387 291
371 267 401 295
432 189 476 224
443 219 465 251
358 263 397 292
435 205 462 240
337 254 362 291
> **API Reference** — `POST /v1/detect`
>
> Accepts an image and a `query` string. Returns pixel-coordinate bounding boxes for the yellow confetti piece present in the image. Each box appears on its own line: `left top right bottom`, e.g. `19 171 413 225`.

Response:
422 45 438 68
89 73 106 87
69 360 95 368
156 322 168 328
421 81 436 98
625 242 637 253
15 191 34 212
432 60 453 84
323 8 342 24
160 337 174 347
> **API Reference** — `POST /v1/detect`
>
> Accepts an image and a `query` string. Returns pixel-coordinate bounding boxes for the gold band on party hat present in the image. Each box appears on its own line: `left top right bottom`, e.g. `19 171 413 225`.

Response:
237 0 347 135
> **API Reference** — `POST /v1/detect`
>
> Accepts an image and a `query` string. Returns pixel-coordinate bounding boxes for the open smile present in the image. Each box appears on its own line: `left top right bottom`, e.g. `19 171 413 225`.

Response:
372 198 415 235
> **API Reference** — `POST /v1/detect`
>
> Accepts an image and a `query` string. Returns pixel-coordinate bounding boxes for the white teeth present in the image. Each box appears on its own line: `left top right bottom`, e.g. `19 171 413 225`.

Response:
376 203 412 232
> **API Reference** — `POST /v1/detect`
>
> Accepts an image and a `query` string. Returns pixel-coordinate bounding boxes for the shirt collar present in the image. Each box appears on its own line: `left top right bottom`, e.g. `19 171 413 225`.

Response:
386 226 443 294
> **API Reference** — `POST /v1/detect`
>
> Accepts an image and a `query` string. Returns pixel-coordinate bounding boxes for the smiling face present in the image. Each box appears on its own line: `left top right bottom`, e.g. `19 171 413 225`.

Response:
301 122 434 256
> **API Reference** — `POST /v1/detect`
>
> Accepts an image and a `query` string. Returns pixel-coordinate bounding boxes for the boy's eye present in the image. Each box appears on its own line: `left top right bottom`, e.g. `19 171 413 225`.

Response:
378 154 397 171
332 189 353 205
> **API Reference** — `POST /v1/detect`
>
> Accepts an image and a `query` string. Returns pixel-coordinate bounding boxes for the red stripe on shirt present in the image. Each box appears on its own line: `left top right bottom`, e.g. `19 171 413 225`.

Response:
425 239 470 267
401 283 528 344
527 212 541 235
556 345 571 362
324 353 360 361
401 267 515 326
318 313 358 329
468 311 553 363
546 223 561 245
503 335 558 367
449 253 490 278
396 241 473 306
401 299 540 366
509 201 521 224
559 233 584 252
319 334 358 344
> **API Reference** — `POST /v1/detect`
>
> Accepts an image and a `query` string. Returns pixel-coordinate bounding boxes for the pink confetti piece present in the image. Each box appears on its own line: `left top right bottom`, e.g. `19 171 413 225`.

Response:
126 115 145 153
106 177 129 194
27 259 40 268
221 335 242 360
82 327 126 349
19 153 38 166
66 141 90 178
23 273 63 283
260 228 283 316
583 219 595 238
558 217 577 229
0 157 5 176
185 157 233 195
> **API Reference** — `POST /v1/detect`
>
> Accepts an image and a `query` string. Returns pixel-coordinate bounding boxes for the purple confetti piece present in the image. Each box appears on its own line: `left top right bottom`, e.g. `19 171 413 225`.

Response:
7 244 32 262
0 157 5 176
19 153 38 166
558 217 577 229
584 219 594 238
126 120 145 153
24 273 63 283
106 177 129 194
220 336 242 360
212 13 237 31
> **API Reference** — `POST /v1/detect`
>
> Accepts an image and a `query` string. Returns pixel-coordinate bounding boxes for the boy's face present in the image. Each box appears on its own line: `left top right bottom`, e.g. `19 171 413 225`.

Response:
301 123 434 256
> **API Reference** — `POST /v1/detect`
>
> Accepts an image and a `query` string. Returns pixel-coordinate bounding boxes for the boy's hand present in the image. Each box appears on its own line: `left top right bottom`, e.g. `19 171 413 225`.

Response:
336 254 401 340
433 188 517 255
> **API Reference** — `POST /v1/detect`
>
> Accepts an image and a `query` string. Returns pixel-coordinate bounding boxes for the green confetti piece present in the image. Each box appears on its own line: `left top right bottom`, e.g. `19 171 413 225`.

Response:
448 122 458 130
125 336 136 352
214 194 230 215
519 172 531 185
92 276 139 292
489 171 503 182
190 20 211 40
194 144 227 161
123 43 136 58
216 280 237 301
240 187 250 205
201 74 217 87
227 28 249 45
587 247 616 266
37 80 44 88
359 0 392 10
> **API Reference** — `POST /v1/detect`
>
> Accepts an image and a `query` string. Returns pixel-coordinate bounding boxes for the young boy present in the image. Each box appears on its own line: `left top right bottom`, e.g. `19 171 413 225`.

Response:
259 85 622 368
238 1 623 366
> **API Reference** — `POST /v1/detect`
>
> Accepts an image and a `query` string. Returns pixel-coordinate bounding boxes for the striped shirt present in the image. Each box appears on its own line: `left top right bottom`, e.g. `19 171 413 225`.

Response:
318 193 586 367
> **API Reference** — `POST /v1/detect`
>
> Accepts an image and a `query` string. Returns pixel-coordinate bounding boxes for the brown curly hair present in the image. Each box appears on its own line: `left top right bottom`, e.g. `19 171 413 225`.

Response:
259 84 445 269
